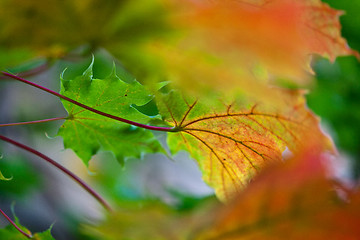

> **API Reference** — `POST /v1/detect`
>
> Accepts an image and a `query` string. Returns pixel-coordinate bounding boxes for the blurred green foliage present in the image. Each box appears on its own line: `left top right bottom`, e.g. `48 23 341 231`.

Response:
308 56 360 176
0 0 173 83
0 155 41 196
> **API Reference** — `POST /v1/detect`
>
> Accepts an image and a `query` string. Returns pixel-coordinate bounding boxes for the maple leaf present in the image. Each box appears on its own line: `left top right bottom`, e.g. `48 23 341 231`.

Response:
85 202 192 240
159 0 359 93
85 144 360 240
301 0 360 61
58 61 163 166
193 145 360 240
1 0 356 90
0 227 53 240
157 89 332 201
0 210 54 240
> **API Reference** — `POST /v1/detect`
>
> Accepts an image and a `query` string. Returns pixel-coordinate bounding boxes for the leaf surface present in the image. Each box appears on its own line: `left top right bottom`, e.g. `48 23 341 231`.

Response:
85 145 360 240
0 0 357 89
158 89 331 201
301 0 360 61
160 0 359 93
58 62 162 165
85 202 191 240
0 214 53 240
194 145 360 240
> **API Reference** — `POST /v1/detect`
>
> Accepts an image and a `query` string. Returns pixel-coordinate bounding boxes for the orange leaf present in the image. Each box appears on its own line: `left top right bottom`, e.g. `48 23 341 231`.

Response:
158 88 332 201
194 145 360 240
301 0 360 61
164 0 359 90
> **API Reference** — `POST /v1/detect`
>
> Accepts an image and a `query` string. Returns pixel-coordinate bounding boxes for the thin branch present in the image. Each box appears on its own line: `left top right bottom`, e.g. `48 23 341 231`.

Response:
1 72 176 132
0 117 67 127
0 134 113 212
0 208 32 238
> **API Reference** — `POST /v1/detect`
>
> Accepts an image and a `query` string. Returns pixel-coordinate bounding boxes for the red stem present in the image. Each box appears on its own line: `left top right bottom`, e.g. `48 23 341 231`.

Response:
0 134 112 212
0 208 32 238
1 71 176 132
0 117 67 127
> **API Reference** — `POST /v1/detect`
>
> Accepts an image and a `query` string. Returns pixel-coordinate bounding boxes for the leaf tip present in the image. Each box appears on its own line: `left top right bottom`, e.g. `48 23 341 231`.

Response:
111 61 117 75
107 61 120 81
83 56 94 80
0 171 13 181
60 67 70 90
60 67 67 80
115 155 126 167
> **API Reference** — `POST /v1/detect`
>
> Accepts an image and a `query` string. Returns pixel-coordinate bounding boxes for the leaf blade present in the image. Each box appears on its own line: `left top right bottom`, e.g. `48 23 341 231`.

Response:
58 62 163 165
193 145 360 240
158 89 332 201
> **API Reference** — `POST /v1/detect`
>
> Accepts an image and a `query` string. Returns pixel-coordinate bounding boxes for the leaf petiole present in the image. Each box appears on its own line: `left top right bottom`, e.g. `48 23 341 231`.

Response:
0 134 113 212
0 117 67 127
1 72 176 132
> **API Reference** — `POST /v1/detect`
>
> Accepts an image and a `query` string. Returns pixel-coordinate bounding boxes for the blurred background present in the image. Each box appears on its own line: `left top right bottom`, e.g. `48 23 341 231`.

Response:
0 0 359 239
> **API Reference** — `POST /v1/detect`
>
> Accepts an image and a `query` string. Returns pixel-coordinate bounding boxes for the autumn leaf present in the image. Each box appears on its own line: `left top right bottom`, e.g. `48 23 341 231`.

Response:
158 0 359 93
1 0 356 90
193 145 360 240
301 0 360 61
157 89 332 201
58 61 163 166
85 144 360 240
85 202 193 240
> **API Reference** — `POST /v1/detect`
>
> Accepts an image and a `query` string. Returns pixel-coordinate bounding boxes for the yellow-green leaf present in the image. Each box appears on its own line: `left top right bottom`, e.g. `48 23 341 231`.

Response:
158 89 332 201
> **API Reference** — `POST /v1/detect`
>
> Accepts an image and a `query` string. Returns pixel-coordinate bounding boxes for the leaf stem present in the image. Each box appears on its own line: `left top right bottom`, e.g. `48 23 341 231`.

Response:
0 208 32 238
0 117 67 127
0 134 113 212
1 72 176 132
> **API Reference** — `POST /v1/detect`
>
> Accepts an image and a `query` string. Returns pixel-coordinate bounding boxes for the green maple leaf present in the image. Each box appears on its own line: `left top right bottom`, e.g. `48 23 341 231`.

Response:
0 211 54 240
157 89 332 201
0 226 53 240
58 60 163 166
